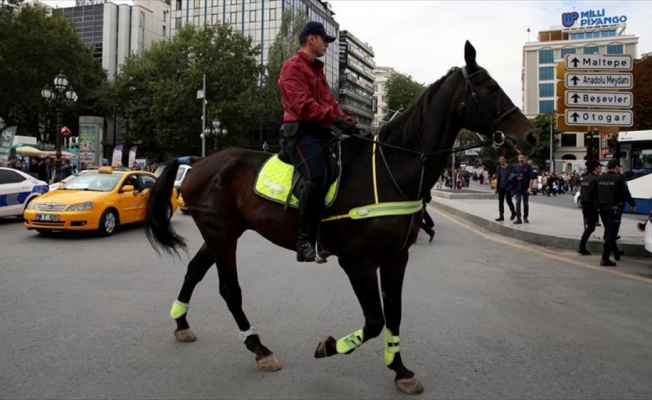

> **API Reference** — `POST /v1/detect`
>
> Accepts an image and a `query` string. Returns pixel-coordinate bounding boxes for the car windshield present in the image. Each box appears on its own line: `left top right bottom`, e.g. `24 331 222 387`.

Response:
61 173 122 192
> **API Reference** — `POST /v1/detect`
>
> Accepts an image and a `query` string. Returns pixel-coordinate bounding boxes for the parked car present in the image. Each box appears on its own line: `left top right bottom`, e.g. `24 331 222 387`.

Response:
177 193 189 215
0 167 49 219
154 163 192 192
23 166 177 236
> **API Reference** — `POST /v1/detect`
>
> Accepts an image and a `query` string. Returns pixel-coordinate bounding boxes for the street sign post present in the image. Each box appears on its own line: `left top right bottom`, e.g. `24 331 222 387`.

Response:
564 109 633 126
565 90 633 108
564 54 633 71
564 72 633 89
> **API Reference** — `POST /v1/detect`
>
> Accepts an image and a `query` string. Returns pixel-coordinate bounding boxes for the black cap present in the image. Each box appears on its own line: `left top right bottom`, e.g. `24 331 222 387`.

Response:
607 159 621 169
299 21 337 43
585 159 601 170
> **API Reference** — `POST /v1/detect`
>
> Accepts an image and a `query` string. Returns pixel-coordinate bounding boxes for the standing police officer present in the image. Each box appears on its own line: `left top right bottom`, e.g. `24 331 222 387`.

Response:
577 159 601 255
595 159 636 266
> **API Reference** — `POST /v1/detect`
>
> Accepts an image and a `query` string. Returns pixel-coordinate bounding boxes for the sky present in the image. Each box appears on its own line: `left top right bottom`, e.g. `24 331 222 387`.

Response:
39 0 652 108
327 1 652 107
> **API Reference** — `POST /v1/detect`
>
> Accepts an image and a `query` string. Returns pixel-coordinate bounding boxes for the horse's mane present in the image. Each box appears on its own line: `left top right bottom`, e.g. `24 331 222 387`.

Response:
378 67 459 149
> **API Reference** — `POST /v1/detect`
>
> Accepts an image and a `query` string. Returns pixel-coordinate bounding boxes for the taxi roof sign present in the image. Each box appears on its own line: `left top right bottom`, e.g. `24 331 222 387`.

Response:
98 166 114 174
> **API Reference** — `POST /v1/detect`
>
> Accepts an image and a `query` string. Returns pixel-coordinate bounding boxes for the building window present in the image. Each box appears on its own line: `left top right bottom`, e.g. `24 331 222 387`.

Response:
538 49 554 64
584 45 599 54
561 47 576 57
539 100 554 113
602 30 616 37
269 8 276 20
561 134 577 147
539 83 554 97
249 10 255 22
607 44 623 54
539 66 553 81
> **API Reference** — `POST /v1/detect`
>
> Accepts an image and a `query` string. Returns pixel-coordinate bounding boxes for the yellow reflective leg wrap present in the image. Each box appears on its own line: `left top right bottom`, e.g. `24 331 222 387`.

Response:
384 328 400 365
170 300 189 320
335 328 364 354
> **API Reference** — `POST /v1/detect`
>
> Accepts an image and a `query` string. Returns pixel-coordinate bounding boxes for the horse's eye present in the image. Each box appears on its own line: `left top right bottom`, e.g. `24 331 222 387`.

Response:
488 84 499 91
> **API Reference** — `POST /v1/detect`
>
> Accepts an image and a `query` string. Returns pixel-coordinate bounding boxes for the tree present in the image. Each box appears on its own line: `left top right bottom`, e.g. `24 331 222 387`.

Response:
0 3 107 138
108 23 264 155
527 112 558 172
632 52 652 130
383 72 426 121
261 8 308 129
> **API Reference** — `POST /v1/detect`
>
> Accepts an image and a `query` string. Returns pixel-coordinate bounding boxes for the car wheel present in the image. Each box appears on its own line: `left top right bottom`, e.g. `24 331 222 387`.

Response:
98 209 118 237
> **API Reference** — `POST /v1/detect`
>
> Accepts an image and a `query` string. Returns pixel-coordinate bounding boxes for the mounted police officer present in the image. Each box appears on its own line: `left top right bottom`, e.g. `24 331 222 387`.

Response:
278 21 357 262
595 159 636 266
577 159 601 256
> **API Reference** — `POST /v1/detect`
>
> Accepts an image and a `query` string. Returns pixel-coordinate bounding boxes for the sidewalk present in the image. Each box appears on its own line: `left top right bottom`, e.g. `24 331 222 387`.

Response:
429 180 649 258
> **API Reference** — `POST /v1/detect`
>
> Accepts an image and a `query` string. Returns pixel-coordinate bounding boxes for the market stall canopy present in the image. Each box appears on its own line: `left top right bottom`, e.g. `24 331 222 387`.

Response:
15 146 44 157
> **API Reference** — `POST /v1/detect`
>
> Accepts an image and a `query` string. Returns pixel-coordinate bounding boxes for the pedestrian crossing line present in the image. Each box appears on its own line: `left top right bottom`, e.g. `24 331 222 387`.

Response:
430 206 652 285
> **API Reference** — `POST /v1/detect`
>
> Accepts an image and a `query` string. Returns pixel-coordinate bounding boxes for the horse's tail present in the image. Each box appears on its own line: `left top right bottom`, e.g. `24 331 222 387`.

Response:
144 157 199 256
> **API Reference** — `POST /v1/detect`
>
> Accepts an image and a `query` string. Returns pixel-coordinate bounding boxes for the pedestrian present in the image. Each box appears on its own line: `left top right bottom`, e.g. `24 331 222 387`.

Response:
61 159 73 180
595 159 636 267
420 193 435 242
80 161 87 171
511 153 535 224
38 156 52 183
494 155 516 221
577 159 601 255
278 21 355 262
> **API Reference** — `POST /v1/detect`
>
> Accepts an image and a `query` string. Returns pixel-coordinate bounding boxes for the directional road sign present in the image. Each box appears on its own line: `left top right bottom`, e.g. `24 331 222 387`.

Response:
564 109 633 127
565 72 633 89
565 90 633 108
564 54 633 71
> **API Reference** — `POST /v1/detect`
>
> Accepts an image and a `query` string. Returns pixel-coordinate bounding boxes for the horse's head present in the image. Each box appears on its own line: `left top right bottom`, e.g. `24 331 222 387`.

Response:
458 41 537 155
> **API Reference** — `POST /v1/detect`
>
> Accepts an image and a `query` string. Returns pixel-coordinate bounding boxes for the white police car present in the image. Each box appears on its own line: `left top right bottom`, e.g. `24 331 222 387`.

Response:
0 167 49 218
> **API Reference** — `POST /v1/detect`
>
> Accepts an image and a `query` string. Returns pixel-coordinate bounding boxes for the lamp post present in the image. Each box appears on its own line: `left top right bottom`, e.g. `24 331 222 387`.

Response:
42 71 77 182
201 117 228 153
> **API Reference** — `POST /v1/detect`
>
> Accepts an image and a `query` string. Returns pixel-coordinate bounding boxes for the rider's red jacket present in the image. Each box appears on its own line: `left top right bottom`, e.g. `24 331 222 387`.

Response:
278 50 349 127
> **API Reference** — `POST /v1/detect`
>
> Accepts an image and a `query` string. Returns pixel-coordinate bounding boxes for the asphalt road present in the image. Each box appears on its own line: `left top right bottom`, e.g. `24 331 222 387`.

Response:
1 211 652 399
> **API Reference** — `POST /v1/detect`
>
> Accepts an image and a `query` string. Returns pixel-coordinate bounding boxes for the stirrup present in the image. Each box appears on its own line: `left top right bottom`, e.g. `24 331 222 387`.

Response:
315 242 331 264
296 242 317 262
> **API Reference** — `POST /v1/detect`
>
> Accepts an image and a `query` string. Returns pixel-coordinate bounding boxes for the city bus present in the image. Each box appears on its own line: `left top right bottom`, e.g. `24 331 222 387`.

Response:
616 130 652 214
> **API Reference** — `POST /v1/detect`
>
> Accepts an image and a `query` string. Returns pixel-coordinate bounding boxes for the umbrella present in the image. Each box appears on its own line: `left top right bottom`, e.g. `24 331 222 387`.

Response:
41 150 78 159
15 146 44 157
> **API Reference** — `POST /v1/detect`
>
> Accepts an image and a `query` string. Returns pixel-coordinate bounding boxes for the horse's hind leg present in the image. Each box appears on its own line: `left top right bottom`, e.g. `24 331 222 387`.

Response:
213 236 281 372
379 251 424 395
171 243 214 343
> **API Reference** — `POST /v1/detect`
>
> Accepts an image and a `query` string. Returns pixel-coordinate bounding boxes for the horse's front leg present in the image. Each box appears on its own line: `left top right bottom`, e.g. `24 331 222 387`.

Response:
380 251 424 395
314 258 385 358
170 243 214 342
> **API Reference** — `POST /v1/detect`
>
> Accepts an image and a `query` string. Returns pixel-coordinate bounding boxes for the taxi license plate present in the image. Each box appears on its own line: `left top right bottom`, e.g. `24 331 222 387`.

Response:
36 214 59 222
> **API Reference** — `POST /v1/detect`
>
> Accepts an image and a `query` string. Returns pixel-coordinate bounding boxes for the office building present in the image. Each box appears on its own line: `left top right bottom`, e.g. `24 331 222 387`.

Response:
371 66 395 131
338 31 375 132
522 6 638 169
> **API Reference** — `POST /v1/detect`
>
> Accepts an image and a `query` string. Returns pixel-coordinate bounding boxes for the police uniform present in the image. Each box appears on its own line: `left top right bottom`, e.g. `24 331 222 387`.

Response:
577 162 600 255
595 160 636 265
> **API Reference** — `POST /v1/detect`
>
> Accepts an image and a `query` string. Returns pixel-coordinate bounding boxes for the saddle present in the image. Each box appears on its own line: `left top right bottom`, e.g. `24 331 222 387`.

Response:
254 140 342 209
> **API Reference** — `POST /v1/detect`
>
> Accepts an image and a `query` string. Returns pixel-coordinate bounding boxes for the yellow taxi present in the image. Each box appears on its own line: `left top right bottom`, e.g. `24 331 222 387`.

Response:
24 167 177 236
177 193 190 215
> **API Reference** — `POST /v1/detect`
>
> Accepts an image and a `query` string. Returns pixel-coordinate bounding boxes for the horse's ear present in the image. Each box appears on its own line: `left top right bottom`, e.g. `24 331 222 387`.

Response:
464 40 478 70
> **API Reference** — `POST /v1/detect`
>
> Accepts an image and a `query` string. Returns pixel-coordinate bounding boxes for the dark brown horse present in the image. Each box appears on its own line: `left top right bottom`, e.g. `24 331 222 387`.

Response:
144 41 536 395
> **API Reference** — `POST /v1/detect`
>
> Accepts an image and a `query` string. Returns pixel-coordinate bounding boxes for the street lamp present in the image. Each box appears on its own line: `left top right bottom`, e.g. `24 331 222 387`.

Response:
42 71 77 182
201 117 228 153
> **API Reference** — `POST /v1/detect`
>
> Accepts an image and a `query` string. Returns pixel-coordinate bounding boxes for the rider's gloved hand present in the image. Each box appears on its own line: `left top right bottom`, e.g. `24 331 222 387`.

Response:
333 116 357 135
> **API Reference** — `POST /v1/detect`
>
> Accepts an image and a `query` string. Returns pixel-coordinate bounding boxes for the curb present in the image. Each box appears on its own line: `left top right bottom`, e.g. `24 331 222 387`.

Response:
432 189 495 200
432 200 651 258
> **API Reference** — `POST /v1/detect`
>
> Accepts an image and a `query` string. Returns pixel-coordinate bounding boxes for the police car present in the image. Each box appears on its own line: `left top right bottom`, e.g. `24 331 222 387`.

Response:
0 167 49 218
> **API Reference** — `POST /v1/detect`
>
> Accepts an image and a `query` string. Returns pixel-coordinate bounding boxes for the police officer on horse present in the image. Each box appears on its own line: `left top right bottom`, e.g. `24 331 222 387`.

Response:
595 159 636 266
577 159 601 256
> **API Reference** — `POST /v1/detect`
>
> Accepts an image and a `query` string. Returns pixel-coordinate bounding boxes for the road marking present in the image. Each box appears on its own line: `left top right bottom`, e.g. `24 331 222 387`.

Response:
429 206 652 285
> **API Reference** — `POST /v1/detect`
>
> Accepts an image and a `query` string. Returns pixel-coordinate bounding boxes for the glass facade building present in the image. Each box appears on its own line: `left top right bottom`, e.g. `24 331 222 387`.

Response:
338 30 375 131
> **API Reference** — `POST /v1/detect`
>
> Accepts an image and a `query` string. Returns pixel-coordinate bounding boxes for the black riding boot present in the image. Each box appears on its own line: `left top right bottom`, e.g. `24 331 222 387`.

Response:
296 182 321 262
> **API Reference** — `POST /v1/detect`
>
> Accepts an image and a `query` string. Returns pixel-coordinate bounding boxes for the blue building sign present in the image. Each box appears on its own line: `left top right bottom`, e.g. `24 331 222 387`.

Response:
562 9 627 28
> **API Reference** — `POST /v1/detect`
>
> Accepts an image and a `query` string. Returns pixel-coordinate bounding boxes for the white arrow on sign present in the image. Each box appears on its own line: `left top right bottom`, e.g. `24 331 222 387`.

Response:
565 91 633 108
565 72 633 89
564 54 633 71
564 109 633 127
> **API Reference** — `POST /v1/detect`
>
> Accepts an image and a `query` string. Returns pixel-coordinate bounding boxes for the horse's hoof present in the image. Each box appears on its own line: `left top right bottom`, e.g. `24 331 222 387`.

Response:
395 376 424 395
314 336 336 358
256 354 282 371
174 329 197 343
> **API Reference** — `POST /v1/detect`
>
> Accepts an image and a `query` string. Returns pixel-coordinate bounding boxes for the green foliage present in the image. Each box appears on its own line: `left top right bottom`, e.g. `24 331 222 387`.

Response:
0 3 106 136
261 8 308 127
528 112 558 171
633 52 652 130
383 72 426 121
107 23 264 155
